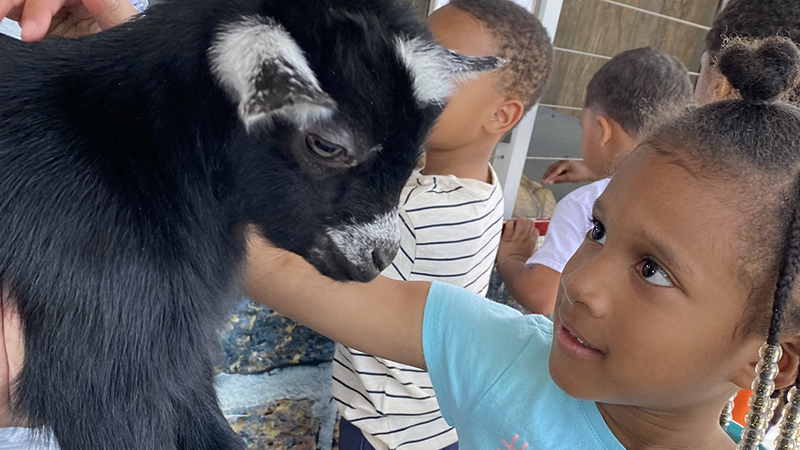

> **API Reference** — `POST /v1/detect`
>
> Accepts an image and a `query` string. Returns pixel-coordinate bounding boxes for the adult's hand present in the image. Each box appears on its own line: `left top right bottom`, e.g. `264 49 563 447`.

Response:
1 0 136 42
542 159 596 185
0 298 24 428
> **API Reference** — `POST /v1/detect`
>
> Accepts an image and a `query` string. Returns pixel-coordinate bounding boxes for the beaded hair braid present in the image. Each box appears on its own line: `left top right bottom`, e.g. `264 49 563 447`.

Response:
739 186 800 449
641 36 800 450
728 38 800 450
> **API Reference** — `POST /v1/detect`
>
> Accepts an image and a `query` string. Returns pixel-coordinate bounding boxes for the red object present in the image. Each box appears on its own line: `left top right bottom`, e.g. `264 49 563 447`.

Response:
533 218 550 236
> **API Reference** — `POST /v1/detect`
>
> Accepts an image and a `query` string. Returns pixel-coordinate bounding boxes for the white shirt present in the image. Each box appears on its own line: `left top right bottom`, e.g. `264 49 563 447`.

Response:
333 167 504 450
527 179 611 272
0 428 58 450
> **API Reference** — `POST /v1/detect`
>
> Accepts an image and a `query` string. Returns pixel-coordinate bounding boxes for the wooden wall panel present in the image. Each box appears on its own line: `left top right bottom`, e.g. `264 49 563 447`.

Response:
544 0 722 116
542 52 608 116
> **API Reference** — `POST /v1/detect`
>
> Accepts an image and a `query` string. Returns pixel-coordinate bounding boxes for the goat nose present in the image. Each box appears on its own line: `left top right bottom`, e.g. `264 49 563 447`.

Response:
372 246 397 272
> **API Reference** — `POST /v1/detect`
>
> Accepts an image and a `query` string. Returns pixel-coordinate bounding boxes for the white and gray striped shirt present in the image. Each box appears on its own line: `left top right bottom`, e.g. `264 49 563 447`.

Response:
333 166 504 450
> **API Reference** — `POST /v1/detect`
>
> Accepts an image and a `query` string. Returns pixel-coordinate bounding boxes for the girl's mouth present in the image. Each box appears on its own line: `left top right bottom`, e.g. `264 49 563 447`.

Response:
556 323 604 357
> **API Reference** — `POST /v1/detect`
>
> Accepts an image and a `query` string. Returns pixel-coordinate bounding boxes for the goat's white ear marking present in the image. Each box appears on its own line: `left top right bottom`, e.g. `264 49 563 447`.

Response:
395 37 504 106
209 17 336 128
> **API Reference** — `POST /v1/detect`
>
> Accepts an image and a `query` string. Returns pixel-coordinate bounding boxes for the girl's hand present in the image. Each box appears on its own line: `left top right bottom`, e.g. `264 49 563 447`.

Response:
245 231 430 370
0 297 24 428
1 0 136 42
244 232 295 289
497 218 539 266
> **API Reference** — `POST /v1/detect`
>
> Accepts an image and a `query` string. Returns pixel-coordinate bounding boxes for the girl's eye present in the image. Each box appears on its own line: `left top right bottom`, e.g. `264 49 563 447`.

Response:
588 218 607 245
307 134 346 159
639 259 673 287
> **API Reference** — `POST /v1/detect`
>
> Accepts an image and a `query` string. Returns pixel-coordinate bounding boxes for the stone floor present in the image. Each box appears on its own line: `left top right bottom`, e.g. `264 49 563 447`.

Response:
216 298 338 449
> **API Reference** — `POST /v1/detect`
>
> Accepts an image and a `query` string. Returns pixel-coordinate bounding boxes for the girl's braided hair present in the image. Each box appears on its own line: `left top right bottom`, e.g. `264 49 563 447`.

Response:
642 36 800 449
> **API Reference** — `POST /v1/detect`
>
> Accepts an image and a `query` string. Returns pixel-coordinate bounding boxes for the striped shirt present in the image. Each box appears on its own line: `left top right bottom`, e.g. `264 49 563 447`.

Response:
333 166 504 450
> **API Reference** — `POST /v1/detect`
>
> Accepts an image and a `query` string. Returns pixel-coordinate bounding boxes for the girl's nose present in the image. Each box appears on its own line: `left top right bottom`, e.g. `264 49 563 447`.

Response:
560 245 615 317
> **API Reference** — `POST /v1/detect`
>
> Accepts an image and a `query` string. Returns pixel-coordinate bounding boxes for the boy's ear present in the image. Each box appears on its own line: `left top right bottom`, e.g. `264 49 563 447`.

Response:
486 99 525 135
732 341 800 390
596 115 615 148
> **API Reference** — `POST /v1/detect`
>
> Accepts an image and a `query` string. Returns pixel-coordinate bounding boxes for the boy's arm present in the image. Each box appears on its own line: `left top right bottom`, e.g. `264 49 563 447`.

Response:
244 234 429 370
497 261 559 315
542 160 597 185
496 218 558 315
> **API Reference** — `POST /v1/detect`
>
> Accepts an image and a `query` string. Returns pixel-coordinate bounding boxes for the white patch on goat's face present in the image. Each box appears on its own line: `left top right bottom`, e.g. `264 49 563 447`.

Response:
209 16 336 128
326 210 400 270
394 37 506 106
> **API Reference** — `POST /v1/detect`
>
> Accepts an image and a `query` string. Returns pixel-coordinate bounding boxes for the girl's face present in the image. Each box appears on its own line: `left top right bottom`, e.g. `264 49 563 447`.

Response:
549 148 764 410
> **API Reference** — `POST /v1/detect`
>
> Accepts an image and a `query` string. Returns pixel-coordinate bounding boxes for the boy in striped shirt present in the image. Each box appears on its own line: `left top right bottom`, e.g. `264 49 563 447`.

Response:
333 1 553 448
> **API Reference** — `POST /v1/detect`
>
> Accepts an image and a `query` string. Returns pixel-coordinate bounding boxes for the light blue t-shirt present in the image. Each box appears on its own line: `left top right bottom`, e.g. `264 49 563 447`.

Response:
422 282 753 450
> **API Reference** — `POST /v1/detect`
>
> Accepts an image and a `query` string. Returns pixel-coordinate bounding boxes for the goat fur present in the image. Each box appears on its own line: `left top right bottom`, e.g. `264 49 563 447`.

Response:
0 0 450 448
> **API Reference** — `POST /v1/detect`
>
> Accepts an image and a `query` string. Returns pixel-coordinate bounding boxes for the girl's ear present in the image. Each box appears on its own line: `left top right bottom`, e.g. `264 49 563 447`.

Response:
713 74 737 102
776 342 800 389
732 341 800 390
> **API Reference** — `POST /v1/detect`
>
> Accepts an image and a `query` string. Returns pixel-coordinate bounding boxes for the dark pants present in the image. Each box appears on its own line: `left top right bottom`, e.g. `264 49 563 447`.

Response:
338 417 459 450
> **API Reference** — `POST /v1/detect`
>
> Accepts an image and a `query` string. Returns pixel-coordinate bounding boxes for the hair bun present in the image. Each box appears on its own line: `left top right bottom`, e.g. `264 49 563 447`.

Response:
717 36 800 102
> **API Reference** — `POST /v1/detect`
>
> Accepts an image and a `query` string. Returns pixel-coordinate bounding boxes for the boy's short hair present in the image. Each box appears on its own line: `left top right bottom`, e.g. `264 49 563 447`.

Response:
450 0 552 113
584 47 691 136
706 0 800 57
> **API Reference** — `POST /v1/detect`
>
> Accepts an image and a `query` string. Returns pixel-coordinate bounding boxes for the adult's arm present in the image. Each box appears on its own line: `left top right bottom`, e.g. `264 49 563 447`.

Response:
1 0 135 41
0 297 24 428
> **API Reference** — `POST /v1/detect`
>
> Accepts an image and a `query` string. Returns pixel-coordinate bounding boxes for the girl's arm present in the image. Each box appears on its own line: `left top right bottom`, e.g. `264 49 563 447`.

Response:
244 234 431 370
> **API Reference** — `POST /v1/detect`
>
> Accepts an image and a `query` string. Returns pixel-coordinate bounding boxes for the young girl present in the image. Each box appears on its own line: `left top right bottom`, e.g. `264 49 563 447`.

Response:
244 36 800 450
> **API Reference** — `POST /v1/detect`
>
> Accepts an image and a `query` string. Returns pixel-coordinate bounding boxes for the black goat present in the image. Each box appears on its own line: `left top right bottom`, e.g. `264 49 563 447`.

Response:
0 0 500 449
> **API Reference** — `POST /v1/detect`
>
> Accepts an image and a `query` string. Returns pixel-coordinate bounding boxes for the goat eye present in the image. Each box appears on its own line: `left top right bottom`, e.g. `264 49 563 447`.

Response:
307 134 346 159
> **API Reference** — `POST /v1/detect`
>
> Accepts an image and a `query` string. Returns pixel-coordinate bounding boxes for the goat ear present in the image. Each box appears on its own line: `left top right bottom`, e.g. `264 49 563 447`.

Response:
210 17 336 128
395 37 504 106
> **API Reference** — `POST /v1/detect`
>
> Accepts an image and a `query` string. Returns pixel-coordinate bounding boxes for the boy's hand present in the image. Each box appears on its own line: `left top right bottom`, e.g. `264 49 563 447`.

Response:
542 159 596 185
1 0 136 42
0 297 24 428
497 218 539 266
